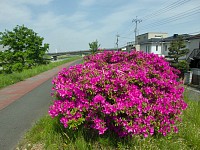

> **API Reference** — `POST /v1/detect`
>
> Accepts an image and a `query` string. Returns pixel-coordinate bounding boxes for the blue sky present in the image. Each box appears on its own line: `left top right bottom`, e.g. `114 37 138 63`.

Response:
0 0 200 53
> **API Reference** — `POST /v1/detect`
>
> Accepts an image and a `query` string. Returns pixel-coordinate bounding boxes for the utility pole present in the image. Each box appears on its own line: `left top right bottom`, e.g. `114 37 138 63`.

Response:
132 16 142 45
116 34 120 51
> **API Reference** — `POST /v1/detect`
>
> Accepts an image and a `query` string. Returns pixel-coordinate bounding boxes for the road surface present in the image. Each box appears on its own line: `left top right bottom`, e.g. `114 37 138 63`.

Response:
0 59 82 150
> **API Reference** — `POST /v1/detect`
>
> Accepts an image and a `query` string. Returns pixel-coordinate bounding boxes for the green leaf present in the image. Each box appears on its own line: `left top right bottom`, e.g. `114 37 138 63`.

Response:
0 25 49 73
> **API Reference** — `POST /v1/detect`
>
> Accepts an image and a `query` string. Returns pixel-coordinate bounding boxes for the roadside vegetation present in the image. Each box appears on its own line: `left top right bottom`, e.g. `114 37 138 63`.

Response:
0 25 49 74
0 24 83 89
166 35 190 78
0 56 81 89
16 92 200 150
16 51 200 150
89 39 100 54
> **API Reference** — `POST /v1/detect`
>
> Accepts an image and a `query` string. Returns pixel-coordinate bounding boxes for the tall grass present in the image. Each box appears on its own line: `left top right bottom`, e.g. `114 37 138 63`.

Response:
16 92 200 150
0 56 81 89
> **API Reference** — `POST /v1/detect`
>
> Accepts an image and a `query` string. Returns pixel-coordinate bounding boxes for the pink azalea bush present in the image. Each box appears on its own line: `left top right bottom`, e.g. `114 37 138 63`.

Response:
49 51 187 137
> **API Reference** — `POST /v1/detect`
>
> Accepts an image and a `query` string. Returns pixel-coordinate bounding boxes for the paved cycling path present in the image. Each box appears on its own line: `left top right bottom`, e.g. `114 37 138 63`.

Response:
0 59 81 110
0 59 82 150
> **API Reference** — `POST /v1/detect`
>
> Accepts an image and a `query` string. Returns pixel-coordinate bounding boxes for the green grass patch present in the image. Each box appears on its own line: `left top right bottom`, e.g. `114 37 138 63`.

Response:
16 93 200 150
57 54 71 59
0 56 81 89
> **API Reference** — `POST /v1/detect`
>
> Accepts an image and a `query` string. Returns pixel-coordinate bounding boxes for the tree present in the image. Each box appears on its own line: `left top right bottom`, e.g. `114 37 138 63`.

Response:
89 40 100 54
0 25 49 73
167 35 190 75
167 35 189 63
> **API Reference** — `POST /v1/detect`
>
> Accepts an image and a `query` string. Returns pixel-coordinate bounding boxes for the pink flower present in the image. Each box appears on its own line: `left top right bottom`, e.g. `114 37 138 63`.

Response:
99 127 108 135
93 94 105 104
173 126 178 133
49 50 187 137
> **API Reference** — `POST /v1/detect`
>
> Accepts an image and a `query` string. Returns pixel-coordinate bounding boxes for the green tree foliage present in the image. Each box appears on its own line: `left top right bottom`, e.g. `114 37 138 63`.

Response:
0 25 49 73
167 35 189 73
168 35 189 63
173 60 189 73
89 40 100 54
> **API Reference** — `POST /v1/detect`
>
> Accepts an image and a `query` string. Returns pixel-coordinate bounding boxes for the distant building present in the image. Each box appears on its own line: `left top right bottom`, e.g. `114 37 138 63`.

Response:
161 34 191 59
137 32 168 56
120 41 140 52
134 32 200 67
185 34 200 68
137 32 168 44
185 34 200 58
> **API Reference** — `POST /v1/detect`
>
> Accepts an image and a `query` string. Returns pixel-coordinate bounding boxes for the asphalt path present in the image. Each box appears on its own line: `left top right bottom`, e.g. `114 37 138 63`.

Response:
0 60 82 150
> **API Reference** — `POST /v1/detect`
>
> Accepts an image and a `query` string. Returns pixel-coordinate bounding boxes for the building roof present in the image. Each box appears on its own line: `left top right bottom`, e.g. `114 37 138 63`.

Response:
185 34 200 40
137 32 168 36
139 34 194 44
162 34 192 42
130 32 200 45
139 38 165 44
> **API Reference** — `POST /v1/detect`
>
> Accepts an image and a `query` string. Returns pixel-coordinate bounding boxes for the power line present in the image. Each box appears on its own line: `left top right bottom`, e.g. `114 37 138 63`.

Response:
141 9 200 30
119 22 134 37
117 0 199 43
140 6 200 31
141 0 191 21
118 30 200 49
118 0 176 40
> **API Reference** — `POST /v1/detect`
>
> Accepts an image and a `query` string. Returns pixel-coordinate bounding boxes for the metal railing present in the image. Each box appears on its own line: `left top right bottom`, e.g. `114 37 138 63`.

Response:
187 48 200 63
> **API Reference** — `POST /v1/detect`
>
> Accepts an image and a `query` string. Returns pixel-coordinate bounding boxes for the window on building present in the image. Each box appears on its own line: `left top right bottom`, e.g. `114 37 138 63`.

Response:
156 45 158 51
165 45 168 51
155 35 162 38
146 45 148 53
148 46 151 53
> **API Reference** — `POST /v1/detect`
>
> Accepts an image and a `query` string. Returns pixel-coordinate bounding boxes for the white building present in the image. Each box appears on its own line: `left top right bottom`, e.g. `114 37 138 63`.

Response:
137 32 168 56
185 34 200 59
120 41 140 52
137 33 200 58
120 32 200 67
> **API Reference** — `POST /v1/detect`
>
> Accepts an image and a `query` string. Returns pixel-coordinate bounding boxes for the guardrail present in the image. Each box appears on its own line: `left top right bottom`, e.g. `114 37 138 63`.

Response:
187 48 200 63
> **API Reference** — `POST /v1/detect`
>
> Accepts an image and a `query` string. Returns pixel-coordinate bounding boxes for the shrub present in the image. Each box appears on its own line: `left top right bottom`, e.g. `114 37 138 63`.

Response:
89 40 100 54
49 51 187 138
0 25 49 73
12 62 24 72
171 60 190 78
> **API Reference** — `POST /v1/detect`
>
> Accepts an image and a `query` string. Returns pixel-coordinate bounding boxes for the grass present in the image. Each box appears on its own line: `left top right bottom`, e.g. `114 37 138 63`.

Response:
16 92 200 150
0 56 81 89
57 54 71 59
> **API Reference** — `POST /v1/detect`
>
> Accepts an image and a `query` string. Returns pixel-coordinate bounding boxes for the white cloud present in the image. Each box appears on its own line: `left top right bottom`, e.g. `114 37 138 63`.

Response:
32 12 66 31
67 12 93 30
0 0 199 52
87 3 141 37
67 11 88 22
0 1 31 25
